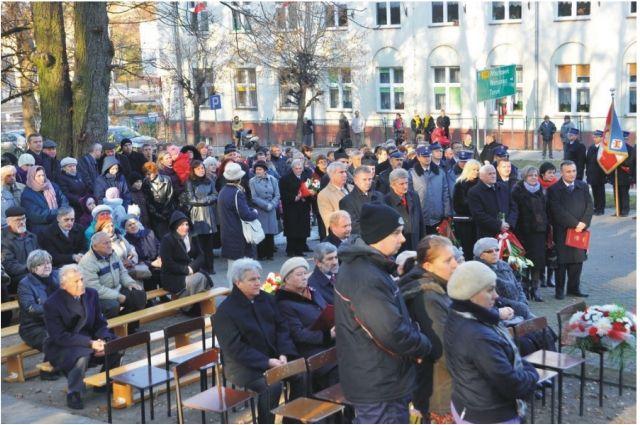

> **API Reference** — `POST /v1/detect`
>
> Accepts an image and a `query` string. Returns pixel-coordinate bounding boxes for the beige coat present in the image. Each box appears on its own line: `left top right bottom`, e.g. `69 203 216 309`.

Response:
317 183 352 229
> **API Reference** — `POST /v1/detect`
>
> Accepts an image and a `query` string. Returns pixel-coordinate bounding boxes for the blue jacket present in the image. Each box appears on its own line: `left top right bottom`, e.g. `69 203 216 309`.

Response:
43 287 115 373
308 266 335 305
77 154 99 190
217 185 258 260
409 162 452 226
93 156 131 208
538 120 557 140
18 271 59 339
214 286 299 387
125 228 159 264
21 184 69 234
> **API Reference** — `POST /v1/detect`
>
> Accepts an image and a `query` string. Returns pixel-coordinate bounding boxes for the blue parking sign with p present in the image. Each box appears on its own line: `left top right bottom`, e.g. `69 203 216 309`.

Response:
209 94 221 110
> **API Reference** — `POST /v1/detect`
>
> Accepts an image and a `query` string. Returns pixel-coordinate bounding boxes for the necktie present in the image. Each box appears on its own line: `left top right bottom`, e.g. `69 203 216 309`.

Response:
329 274 336 287
400 195 407 207
568 184 574 192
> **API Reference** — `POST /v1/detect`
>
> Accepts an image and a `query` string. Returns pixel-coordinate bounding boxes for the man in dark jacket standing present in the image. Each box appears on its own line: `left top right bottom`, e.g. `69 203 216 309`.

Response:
467 164 518 238
77 143 102 191
538 115 557 159
609 131 636 217
384 168 424 251
585 130 607 215
547 160 593 299
436 109 451 139
25 133 56 183
335 203 431 423
120 138 147 178
339 166 383 236
565 128 587 180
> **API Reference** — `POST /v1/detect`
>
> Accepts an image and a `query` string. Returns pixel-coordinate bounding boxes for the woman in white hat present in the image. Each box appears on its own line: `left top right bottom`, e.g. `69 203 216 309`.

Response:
444 261 539 424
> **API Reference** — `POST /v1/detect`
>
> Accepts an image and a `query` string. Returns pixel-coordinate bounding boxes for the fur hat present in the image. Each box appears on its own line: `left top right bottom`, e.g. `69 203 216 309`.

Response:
447 261 497 301
280 257 309 281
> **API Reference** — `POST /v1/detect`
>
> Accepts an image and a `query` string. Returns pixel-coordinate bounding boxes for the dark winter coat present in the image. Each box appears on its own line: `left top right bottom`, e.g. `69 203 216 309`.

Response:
374 167 392 194
452 178 478 217
124 150 148 177
565 141 587 180
77 154 100 191
538 120 557 140
271 155 290 181
279 169 312 239
185 176 218 235
130 186 150 228
214 285 299 387
547 179 593 264
308 266 335 305
1 229 39 283
58 171 91 217
275 287 333 361
159 166 182 195
384 189 424 250
398 266 452 415
18 271 59 348
444 300 539 423
480 258 532 320
479 141 503 164
93 156 131 208
218 185 259 260
21 184 69 234
125 229 160 264
611 143 636 186
585 144 607 185
467 181 518 238
339 186 384 236
43 287 115 373
511 182 548 269
159 212 205 294
38 223 87 267
143 173 175 226
334 239 431 404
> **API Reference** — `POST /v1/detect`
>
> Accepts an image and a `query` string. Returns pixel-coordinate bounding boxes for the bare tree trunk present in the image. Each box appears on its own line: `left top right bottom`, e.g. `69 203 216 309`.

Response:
192 100 201 145
31 2 72 153
295 86 307 144
72 2 114 158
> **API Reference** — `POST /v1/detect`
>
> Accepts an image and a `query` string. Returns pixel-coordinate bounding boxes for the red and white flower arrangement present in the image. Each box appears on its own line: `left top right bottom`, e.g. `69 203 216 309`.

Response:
261 272 284 294
567 304 636 363
299 178 321 198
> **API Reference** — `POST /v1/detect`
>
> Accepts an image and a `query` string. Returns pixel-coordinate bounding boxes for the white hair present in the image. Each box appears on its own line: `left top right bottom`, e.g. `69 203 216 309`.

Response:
389 168 409 184
228 257 262 285
326 161 348 177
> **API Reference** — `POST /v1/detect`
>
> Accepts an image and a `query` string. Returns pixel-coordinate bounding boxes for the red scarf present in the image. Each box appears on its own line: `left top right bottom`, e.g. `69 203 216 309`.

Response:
400 195 407 208
539 176 558 190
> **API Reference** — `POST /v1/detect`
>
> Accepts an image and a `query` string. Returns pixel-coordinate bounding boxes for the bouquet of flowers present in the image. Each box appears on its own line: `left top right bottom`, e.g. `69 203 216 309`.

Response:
436 217 460 247
261 272 284 294
566 304 636 364
299 178 321 198
495 230 533 272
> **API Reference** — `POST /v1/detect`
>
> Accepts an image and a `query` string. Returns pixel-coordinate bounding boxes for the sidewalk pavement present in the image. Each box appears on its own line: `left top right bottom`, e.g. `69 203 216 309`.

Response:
1 394 104 424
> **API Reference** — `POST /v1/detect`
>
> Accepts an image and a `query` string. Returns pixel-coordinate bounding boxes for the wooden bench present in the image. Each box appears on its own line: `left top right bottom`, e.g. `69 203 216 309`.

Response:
1 324 19 338
2 288 229 383
0 300 19 313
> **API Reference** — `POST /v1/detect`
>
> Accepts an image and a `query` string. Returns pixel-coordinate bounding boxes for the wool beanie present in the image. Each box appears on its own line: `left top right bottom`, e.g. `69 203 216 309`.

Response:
360 203 404 245
473 237 499 258
105 187 120 200
280 257 309 281
447 261 497 301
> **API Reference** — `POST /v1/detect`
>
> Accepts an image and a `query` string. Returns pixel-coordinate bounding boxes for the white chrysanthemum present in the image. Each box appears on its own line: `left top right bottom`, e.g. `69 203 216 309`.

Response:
595 318 612 337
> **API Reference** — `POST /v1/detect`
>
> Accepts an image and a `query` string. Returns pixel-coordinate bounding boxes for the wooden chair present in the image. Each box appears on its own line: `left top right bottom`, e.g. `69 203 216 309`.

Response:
306 347 346 404
164 317 209 418
105 331 173 424
173 348 256 424
557 301 624 407
513 316 585 424
265 358 343 423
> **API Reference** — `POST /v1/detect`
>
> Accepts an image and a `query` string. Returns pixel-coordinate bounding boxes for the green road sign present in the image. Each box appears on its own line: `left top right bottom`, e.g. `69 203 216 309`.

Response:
477 65 516 102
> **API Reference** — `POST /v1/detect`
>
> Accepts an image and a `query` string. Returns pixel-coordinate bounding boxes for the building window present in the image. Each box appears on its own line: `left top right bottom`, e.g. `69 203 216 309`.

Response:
631 1 637 14
231 2 251 32
378 67 404 110
433 66 461 113
629 63 637 114
491 1 522 21
235 68 257 109
431 1 459 24
376 2 401 26
326 3 348 27
189 2 209 33
279 70 297 109
328 68 352 109
193 68 214 106
557 1 590 18
493 66 523 113
557 64 590 113
276 2 298 30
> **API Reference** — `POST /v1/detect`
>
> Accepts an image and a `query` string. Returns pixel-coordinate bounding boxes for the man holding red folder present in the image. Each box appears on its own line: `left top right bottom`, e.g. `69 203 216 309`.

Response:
547 160 594 300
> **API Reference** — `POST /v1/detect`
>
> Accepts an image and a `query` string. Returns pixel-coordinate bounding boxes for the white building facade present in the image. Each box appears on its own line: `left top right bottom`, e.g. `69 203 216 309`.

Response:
151 1 637 148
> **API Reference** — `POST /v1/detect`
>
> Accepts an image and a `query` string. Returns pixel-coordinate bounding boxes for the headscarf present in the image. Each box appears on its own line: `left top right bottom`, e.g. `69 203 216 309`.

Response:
26 165 58 209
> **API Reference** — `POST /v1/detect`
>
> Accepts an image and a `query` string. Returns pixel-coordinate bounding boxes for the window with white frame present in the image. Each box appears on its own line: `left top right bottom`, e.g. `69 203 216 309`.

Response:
376 2 401 26
231 2 251 32
279 70 298 109
492 66 523 113
557 1 590 18
276 2 298 30
188 2 209 33
629 63 637 114
378 67 404 110
433 66 461 113
235 68 257 109
326 3 348 28
631 1 637 15
328 68 353 109
557 64 590 113
431 1 459 24
491 1 522 21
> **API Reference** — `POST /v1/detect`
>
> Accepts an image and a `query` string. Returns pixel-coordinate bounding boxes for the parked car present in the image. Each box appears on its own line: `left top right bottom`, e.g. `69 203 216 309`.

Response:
108 126 158 148
1 130 26 155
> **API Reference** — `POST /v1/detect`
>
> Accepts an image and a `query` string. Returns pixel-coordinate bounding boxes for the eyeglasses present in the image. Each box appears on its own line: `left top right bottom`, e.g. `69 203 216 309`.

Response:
483 248 499 254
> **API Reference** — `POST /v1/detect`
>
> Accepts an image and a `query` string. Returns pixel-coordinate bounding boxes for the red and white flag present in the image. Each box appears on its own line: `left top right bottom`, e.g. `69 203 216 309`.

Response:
597 101 628 174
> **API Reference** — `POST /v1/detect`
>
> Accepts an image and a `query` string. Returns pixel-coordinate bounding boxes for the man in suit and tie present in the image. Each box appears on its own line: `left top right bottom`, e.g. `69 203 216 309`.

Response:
317 161 352 232
308 242 339 305
547 160 593 299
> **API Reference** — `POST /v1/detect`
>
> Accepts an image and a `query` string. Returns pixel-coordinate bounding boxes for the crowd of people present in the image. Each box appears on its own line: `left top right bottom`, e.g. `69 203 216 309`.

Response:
0 124 635 421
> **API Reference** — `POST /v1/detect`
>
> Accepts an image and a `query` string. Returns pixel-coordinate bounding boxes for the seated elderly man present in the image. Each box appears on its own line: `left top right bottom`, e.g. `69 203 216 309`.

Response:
79 231 146 320
1 165 25 226
323 210 353 250
215 258 302 424
38 206 86 267
1 206 40 292
43 264 120 410
308 242 339 305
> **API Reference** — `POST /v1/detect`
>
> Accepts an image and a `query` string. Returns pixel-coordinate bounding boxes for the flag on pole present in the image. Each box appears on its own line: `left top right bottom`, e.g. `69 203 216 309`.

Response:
597 101 628 174
192 2 207 14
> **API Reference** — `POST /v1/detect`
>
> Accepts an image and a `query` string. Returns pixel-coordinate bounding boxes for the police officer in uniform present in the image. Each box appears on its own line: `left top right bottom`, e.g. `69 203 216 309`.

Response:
585 130 607 215
565 128 587 180
609 131 636 217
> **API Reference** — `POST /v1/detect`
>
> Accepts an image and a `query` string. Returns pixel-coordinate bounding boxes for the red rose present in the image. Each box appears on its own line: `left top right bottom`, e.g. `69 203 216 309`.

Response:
588 327 598 337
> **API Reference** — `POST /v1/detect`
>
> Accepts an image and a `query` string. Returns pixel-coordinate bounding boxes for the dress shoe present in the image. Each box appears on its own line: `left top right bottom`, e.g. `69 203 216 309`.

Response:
568 291 589 297
67 392 84 410
40 370 60 381
555 294 565 300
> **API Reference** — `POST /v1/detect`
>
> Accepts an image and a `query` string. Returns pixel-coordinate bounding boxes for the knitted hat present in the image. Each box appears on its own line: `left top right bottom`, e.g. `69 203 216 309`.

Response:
91 204 113 219
223 162 245 181
360 203 404 244
105 187 120 200
60 157 78 168
473 237 499 258
447 261 497 301
280 257 309 281
5 206 26 218
18 153 35 167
